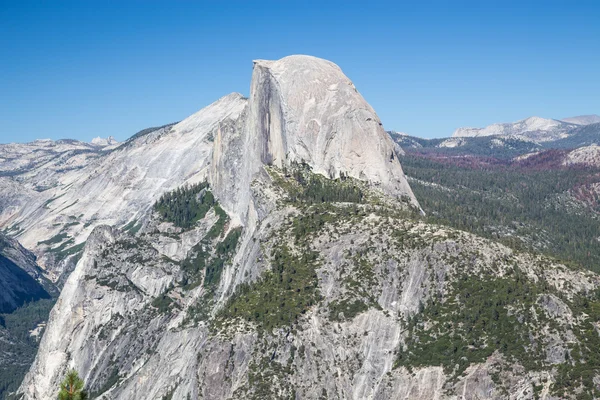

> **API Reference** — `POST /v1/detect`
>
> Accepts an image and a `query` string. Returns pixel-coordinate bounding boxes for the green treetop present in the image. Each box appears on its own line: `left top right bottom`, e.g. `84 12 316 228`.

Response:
58 369 88 400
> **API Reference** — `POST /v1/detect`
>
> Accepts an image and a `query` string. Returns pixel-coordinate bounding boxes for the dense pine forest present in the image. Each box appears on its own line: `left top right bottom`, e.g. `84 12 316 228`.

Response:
154 182 215 229
0 299 55 398
401 153 600 271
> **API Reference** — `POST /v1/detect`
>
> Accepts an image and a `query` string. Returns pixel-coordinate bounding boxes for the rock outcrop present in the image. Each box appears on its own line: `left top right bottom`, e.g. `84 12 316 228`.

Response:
249 56 415 198
90 136 119 148
563 143 600 167
211 55 418 223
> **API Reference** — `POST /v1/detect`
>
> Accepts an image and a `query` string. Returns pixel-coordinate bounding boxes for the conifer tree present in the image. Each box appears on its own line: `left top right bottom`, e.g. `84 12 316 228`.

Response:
58 369 88 400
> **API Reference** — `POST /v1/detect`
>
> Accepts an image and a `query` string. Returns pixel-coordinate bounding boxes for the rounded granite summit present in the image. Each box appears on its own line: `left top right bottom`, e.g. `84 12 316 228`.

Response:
245 55 418 208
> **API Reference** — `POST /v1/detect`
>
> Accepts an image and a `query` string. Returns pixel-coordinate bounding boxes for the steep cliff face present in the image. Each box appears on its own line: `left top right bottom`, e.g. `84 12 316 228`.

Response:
248 56 417 205
210 55 419 225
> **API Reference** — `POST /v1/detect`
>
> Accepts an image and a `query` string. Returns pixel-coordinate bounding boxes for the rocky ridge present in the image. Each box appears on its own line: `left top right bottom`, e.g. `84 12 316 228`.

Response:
561 115 600 126
0 94 246 281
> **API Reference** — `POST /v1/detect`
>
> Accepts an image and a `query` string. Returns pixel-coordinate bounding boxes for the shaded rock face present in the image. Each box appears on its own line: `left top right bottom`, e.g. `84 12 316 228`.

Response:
0 255 50 314
0 232 55 313
0 233 46 285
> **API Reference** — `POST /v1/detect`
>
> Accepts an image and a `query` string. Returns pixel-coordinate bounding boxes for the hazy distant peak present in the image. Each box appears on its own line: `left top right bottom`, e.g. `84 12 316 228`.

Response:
91 136 118 147
560 115 600 126
388 130 410 137
452 116 576 143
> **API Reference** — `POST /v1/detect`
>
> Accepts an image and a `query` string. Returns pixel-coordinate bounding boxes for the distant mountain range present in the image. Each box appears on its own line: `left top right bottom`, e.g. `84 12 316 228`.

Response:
452 116 576 142
560 114 600 126
392 116 600 160
451 114 600 143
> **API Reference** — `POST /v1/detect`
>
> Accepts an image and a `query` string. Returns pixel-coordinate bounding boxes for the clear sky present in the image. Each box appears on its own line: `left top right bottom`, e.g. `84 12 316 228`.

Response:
1 0 599 143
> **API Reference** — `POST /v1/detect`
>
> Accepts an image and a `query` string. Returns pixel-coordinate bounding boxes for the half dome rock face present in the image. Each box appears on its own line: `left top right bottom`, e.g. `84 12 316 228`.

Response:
210 55 419 223
247 55 418 206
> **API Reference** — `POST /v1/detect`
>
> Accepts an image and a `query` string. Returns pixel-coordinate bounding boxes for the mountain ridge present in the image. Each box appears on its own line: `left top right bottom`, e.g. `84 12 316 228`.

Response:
0 56 418 283
13 56 421 399
452 116 577 143
3 56 600 400
561 114 600 126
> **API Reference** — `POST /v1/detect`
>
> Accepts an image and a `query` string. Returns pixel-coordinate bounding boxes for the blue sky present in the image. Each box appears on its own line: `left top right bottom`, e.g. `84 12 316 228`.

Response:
1 0 599 142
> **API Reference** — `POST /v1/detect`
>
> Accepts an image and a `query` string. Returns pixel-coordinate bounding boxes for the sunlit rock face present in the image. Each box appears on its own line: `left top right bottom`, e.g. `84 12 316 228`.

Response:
0 94 247 281
211 55 419 224
248 56 417 205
